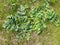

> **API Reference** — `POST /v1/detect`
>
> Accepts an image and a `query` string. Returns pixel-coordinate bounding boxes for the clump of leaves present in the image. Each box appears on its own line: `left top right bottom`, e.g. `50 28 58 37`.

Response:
3 0 60 41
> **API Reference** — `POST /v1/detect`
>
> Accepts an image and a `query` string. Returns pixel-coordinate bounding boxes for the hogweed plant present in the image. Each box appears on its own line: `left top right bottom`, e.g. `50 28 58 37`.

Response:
3 0 60 41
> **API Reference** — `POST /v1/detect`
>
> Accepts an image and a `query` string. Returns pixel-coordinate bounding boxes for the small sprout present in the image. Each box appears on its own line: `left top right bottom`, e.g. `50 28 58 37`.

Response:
3 0 60 41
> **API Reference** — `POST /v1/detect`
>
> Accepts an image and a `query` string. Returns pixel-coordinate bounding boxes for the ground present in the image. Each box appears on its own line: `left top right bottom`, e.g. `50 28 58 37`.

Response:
0 0 60 45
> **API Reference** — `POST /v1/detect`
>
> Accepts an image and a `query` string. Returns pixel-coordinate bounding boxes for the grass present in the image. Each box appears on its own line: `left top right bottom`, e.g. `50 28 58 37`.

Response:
0 0 60 45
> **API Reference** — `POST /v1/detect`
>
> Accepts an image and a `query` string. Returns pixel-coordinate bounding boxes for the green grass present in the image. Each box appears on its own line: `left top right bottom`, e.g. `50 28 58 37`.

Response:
0 0 60 45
